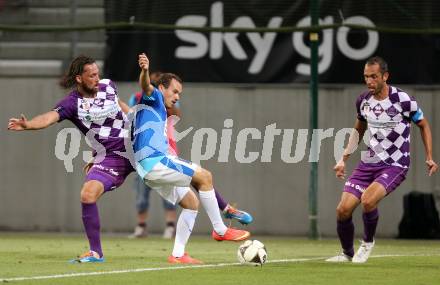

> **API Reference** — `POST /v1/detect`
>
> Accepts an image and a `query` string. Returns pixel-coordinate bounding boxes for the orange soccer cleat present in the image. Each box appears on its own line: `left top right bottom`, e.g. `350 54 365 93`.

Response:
212 227 250 241
168 253 204 264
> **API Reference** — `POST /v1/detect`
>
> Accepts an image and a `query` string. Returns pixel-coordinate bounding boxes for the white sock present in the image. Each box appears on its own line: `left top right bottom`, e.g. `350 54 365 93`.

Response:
199 189 227 235
172 209 198 258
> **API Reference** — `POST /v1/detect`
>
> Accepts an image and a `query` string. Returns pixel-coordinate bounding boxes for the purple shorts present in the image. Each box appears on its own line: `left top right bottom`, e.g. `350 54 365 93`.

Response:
86 156 134 192
344 161 408 199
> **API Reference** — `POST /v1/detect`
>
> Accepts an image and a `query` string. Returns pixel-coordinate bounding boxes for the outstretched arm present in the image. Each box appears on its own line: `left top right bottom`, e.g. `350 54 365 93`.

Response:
416 118 438 176
8 111 60 131
334 119 367 179
138 53 154 96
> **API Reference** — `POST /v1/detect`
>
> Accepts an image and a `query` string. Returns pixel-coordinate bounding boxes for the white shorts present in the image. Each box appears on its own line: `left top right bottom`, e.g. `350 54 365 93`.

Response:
142 156 199 204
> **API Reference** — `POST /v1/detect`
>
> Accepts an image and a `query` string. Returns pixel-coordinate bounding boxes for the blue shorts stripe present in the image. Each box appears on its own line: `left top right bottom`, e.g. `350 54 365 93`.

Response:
160 157 195 177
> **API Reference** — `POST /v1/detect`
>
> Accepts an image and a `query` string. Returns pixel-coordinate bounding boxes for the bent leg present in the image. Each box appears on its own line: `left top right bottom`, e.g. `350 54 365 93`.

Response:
191 167 250 240
336 192 360 257
80 180 105 257
351 182 386 263
361 182 386 242
191 167 227 235
191 173 250 222
142 157 248 242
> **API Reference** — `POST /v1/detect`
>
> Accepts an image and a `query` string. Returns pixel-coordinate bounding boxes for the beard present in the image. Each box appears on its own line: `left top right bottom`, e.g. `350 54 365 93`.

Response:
373 83 384 95
80 82 98 96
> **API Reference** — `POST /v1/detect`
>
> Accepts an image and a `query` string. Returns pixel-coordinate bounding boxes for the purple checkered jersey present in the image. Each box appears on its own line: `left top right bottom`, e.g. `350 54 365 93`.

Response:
53 79 129 156
356 86 424 168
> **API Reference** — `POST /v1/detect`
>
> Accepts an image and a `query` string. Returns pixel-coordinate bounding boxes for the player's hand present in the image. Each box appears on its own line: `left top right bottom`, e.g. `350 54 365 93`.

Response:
8 114 28 131
333 160 346 179
138 53 149 71
426 159 438 176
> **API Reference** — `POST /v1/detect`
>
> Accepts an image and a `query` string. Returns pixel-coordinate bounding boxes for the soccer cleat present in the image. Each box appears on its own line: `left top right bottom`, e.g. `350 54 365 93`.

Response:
70 250 104 263
223 206 253 225
352 240 375 263
128 225 147 239
168 253 203 264
163 225 176 239
325 252 353 262
212 227 250 241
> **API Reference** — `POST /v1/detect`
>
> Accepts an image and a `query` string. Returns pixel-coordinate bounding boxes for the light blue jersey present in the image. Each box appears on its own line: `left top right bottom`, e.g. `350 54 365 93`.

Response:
132 88 169 174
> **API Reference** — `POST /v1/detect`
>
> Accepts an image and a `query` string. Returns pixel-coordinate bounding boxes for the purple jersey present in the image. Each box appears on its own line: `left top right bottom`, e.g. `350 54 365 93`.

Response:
356 86 424 168
53 79 129 156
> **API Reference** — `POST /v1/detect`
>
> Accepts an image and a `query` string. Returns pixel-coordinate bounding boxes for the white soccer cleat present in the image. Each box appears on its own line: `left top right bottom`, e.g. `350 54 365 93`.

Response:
352 240 375 263
325 252 352 262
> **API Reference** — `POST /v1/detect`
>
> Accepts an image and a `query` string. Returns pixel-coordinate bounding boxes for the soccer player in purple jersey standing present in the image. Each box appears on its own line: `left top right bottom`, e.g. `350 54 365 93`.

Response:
8 55 133 263
326 56 438 263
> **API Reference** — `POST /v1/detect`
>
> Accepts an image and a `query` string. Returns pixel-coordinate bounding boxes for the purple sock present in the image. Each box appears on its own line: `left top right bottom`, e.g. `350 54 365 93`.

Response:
363 208 379 242
81 203 103 257
337 218 355 257
215 190 228 211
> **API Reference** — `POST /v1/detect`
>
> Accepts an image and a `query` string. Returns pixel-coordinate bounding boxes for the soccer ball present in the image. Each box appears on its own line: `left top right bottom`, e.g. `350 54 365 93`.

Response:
237 240 267 265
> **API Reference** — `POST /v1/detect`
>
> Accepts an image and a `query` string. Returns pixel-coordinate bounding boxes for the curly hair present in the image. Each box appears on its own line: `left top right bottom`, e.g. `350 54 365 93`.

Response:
59 55 96 89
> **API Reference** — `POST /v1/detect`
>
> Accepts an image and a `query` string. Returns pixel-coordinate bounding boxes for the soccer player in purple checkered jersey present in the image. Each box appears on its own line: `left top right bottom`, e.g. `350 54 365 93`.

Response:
326 56 438 263
8 55 133 263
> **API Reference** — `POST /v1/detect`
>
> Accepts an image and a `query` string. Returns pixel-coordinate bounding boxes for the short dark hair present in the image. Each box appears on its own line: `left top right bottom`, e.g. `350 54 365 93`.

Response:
366 56 388 74
59 55 96 89
157 73 183 89
150 71 163 87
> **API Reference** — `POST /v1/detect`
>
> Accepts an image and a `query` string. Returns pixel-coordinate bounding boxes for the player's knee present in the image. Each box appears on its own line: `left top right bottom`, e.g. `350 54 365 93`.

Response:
80 180 104 204
80 182 102 203
80 189 97 203
361 197 377 212
336 205 352 220
192 167 213 190
200 168 213 187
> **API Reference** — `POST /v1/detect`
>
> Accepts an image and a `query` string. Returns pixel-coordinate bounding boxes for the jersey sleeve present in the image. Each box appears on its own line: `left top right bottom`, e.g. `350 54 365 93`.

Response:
53 95 76 122
400 93 424 123
140 87 162 106
355 93 367 122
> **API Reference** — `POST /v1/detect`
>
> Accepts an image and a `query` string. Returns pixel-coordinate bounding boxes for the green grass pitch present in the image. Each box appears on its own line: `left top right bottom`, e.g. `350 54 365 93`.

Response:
1 233 440 284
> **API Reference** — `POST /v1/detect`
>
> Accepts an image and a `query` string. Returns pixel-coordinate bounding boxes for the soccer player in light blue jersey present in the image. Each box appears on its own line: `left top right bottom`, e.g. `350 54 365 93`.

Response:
128 72 252 239
132 53 250 264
